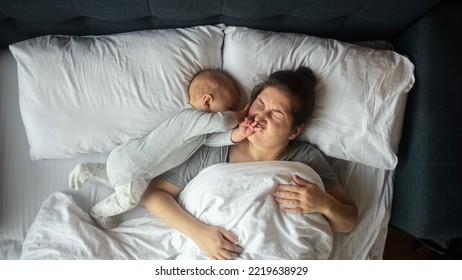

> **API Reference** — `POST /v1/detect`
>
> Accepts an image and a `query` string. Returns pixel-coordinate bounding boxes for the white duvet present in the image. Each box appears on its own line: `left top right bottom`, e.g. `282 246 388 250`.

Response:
21 161 332 260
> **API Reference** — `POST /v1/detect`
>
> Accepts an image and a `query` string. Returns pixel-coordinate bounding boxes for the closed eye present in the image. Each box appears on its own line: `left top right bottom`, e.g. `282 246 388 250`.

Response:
257 98 285 120
272 112 283 120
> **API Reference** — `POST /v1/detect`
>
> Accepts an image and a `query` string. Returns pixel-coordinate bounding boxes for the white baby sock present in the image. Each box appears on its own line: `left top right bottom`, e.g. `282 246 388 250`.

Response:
68 162 111 190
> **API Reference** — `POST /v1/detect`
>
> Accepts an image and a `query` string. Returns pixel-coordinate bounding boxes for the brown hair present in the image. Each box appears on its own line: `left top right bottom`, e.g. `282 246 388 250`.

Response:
250 67 316 129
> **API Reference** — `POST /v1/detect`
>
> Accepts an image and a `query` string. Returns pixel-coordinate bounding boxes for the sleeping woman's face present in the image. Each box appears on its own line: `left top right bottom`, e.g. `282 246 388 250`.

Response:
247 86 301 148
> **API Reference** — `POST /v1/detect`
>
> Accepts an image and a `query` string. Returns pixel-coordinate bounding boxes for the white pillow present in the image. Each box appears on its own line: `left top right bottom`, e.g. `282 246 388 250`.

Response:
223 26 415 170
9 25 225 160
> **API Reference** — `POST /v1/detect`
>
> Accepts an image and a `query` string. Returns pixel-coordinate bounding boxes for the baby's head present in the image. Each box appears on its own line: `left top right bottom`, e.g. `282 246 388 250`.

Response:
188 70 240 112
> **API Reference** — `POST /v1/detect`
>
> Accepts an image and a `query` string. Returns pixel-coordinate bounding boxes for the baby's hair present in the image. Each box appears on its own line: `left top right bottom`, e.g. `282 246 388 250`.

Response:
188 69 238 102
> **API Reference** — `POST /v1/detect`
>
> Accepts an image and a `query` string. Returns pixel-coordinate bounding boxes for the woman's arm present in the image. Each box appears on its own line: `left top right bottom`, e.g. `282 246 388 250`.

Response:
272 175 358 233
142 176 243 259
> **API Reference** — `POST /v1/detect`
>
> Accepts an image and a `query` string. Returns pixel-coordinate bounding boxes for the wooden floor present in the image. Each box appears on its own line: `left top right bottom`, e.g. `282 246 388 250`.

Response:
383 227 452 260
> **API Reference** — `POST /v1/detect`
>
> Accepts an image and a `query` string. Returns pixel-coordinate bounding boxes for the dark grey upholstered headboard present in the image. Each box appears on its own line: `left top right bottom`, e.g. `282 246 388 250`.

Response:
0 0 437 48
2 0 462 240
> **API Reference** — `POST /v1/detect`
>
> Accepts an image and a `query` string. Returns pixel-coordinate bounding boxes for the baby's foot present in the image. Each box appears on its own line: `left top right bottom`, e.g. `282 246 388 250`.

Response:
68 163 90 190
68 162 110 190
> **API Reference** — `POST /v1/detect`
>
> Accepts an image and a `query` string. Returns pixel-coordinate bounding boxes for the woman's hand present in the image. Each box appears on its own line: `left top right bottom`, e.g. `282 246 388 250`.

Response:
272 175 328 214
192 224 243 260
144 177 243 259
272 175 358 233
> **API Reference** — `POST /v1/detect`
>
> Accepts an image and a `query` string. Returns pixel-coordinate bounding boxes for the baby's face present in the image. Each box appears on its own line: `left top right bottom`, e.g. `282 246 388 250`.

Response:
209 86 240 112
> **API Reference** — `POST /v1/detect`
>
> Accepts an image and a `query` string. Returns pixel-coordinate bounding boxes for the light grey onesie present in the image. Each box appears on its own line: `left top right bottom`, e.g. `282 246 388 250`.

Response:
71 104 237 229
106 104 237 186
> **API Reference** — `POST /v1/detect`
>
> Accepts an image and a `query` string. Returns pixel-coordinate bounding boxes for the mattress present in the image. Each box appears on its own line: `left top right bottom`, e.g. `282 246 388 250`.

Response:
0 49 392 259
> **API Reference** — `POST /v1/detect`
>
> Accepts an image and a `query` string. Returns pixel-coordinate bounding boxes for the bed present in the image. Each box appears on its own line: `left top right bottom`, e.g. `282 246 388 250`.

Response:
1 0 462 260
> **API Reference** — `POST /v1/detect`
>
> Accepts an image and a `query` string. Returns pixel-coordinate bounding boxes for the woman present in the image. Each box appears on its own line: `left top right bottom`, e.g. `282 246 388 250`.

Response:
143 67 358 260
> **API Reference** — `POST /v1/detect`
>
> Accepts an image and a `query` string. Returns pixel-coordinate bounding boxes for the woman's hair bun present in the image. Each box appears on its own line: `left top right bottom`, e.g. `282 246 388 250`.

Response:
295 66 316 90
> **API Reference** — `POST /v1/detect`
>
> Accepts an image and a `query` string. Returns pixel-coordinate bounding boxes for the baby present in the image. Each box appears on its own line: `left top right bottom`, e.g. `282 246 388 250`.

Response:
69 69 257 229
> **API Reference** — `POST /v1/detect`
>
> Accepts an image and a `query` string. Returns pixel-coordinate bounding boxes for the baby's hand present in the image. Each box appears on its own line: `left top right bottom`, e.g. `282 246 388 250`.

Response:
239 117 261 138
231 117 261 143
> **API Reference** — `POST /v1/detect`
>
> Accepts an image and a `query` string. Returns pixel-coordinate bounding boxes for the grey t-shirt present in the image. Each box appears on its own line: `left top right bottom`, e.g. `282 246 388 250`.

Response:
162 140 339 189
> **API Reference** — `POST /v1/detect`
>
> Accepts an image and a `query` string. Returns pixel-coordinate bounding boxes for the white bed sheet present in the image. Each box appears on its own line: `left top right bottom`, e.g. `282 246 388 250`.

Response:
0 49 392 259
